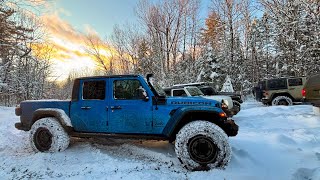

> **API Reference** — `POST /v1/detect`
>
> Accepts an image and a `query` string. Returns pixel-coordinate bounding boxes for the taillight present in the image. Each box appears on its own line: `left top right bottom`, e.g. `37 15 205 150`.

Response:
302 88 306 97
263 90 268 97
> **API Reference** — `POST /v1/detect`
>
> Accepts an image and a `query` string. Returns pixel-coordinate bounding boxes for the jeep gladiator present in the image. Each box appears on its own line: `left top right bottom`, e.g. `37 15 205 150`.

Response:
15 74 238 170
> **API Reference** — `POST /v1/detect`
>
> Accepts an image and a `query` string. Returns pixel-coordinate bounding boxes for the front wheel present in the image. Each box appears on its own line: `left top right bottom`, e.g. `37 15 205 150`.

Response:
175 121 231 170
30 117 70 152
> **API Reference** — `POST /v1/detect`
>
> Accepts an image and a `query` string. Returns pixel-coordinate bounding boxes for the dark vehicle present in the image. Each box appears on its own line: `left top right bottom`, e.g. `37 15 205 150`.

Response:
253 81 266 101
302 74 320 107
261 77 307 106
15 74 238 171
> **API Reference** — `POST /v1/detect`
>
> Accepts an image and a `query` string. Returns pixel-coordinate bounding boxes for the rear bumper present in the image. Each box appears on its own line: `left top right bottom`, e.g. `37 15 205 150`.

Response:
15 107 22 116
15 122 29 131
301 98 320 107
222 119 238 137
262 98 270 104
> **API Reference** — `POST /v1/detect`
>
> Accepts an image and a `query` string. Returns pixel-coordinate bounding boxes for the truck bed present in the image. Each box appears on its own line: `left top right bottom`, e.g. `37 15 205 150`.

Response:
17 100 71 130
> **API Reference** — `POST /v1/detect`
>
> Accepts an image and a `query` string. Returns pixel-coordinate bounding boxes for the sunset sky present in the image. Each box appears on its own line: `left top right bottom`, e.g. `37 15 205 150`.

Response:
29 0 211 81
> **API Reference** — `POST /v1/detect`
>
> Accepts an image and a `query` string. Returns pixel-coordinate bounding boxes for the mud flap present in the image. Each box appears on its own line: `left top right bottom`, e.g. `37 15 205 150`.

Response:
222 119 239 137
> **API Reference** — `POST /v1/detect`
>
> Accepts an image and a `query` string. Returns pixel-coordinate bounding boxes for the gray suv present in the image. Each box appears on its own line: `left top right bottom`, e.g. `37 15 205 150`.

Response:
261 77 307 106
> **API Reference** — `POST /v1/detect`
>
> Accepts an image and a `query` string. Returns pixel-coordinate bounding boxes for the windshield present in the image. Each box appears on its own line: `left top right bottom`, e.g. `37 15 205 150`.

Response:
199 87 217 95
149 77 167 96
186 87 204 96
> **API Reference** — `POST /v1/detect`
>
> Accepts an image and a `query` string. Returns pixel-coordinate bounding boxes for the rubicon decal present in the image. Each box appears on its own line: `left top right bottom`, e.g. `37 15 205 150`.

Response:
171 101 212 105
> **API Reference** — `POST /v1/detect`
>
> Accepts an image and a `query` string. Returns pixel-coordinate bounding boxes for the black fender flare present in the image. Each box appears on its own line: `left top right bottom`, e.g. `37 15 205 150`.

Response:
162 106 226 140
31 108 73 132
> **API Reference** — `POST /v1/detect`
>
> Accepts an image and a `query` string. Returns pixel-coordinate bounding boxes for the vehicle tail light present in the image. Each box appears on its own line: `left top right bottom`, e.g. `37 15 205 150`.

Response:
302 88 306 97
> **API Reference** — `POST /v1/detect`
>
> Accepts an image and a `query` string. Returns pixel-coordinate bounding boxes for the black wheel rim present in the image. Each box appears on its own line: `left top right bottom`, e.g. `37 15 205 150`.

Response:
34 127 52 151
188 135 218 165
278 100 288 106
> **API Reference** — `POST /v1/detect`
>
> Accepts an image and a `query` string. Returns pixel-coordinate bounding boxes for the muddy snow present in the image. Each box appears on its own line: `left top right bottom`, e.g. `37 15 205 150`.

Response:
0 100 319 179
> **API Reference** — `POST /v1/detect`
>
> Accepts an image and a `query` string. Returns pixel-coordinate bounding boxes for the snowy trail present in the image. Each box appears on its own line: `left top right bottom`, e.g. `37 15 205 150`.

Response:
0 102 320 179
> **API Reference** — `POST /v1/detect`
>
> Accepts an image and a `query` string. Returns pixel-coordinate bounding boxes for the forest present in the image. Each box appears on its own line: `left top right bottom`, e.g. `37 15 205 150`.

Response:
0 0 319 105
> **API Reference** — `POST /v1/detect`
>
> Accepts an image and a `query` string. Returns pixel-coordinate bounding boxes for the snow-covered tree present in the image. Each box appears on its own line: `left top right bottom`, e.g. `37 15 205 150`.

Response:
221 76 234 92
0 2 52 106
195 43 223 88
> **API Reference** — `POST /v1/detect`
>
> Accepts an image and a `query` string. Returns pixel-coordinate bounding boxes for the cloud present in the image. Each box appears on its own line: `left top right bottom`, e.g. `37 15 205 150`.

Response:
36 13 123 81
41 14 85 45
36 13 100 80
27 0 47 5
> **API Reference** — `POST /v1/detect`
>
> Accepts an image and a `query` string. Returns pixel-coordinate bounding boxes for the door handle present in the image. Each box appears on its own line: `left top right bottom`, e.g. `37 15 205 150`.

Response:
81 106 91 110
110 106 122 110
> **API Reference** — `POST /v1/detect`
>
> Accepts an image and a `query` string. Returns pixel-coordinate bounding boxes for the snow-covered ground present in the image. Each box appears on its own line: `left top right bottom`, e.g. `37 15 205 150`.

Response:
0 100 320 180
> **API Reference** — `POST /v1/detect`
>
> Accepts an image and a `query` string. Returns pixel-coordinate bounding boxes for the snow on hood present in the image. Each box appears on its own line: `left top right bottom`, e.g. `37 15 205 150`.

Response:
201 95 233 109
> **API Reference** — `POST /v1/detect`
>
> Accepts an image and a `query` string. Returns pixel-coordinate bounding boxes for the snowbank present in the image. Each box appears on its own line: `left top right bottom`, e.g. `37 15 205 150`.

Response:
0 101 319 179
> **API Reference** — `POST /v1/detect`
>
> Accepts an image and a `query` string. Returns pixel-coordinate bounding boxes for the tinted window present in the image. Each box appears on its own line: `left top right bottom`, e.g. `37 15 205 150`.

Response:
173 89 187 96
164 89 171 96
258 81 266 90
288 78 303 86
267 79 287 90
83 80 106 100
113 80 143 100
200 87 216 95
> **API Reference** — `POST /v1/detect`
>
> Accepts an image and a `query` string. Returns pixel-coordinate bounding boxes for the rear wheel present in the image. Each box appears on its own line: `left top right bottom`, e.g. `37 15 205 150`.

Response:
272 96 293 106
30 117 70 152
175 121 231 170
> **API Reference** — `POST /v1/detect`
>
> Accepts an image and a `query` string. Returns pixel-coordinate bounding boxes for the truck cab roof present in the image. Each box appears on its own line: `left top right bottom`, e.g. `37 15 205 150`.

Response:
75 75 140 81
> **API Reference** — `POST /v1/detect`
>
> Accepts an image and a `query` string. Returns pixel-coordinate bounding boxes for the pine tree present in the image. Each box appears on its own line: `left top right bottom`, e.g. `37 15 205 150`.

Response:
195 42 224 89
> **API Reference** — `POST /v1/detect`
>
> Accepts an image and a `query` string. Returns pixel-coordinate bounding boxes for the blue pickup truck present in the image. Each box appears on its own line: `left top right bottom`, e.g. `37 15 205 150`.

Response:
15 74 238 170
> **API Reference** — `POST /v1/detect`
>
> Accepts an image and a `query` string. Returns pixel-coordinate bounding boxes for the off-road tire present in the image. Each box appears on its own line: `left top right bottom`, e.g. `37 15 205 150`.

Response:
272 96 293 106
30 117 70 152
175 121 231 170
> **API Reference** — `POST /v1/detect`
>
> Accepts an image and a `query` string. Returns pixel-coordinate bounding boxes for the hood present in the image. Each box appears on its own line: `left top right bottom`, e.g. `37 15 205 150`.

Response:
166 96 221 108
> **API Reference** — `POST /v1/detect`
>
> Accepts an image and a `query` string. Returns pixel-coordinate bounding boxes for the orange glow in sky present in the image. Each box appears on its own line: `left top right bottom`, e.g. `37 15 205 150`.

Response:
35 14 113 81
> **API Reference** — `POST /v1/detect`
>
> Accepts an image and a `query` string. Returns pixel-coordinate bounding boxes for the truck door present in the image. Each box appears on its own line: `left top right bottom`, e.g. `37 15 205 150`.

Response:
108 78 153 133
70 79 109 132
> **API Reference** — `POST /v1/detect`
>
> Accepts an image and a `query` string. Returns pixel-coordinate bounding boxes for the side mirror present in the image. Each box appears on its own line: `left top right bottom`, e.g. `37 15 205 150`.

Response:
138 87 149 101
